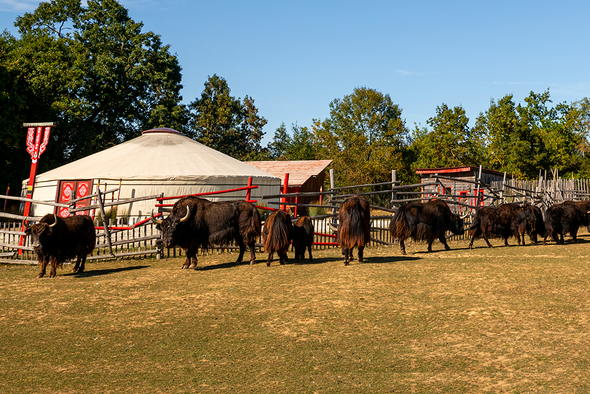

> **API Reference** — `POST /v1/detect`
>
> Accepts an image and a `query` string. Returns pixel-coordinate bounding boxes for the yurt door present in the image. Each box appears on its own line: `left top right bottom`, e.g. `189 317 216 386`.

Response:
55 180 94 217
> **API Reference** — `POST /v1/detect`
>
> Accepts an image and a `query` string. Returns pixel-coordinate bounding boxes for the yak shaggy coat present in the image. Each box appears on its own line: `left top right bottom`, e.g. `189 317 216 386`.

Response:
293 216 314 261
468 203 530 248
390 199 464 255
337 195 371 265
262 209 293 266
154 196 261 269
544 201 589 245
25 214 96 278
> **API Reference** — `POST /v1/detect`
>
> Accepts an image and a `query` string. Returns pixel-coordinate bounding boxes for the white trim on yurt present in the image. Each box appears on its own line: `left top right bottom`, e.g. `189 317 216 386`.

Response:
23 128 281 218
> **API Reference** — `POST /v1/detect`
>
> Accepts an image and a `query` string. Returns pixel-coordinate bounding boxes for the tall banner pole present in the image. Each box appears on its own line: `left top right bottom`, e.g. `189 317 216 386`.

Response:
22 122 54 219
19 122 54 253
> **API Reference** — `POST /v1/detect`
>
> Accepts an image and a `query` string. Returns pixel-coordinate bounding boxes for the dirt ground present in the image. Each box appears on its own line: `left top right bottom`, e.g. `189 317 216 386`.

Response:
1 234 589 393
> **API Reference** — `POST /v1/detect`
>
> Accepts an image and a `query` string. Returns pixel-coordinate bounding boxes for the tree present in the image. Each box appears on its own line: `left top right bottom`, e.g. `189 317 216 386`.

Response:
473 95 530 177
268 123 317 160
188 74 267 161
268 123 291 160
0 32 45 202
315 87 410 203
474 90 588 179
517 90 584 178
5 0 186 169
411 103 483 169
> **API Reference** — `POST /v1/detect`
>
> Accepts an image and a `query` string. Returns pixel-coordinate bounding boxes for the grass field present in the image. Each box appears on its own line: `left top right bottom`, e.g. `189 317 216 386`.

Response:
1 235 590 393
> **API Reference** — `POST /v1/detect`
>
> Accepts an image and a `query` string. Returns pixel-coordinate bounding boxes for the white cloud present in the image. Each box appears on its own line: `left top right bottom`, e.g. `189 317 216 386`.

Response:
396 69 423 76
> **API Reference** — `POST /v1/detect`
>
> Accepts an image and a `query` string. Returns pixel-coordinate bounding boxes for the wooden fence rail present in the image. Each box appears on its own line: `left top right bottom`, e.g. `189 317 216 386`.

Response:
4 171 590 266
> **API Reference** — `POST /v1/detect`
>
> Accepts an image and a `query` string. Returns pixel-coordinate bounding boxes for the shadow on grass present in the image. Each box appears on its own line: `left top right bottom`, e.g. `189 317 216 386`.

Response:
363 255 421 264
67 265 151 278
196 261 241 271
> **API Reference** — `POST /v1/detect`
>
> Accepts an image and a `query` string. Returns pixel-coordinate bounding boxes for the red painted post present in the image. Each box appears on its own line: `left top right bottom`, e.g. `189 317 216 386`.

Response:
20 122 54 252
246 177 253 202
281 173 289 211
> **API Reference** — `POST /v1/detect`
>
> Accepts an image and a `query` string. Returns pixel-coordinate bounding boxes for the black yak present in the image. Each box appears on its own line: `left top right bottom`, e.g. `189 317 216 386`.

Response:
151 196 261 269
25 214 96 278
293 216 314 261
544 202 588 245
390 199 465 254
335 195 370 265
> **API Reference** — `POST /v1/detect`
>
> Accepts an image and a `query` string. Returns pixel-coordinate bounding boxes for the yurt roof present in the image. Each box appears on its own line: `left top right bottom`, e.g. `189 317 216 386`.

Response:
33 128 280 182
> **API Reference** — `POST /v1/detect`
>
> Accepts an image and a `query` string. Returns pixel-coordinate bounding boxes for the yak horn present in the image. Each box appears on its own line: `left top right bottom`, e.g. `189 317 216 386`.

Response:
150 212 163 226
179 206 191 223
459 213 470 219
49 213 58 227
328 222 338 233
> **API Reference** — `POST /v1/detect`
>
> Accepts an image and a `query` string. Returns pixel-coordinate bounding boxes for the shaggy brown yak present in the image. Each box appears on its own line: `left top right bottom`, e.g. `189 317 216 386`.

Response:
336 195 370 266
25 214 96 278
151 196 261 269
262 209 293 266
390 199 465 254
292 216 314 261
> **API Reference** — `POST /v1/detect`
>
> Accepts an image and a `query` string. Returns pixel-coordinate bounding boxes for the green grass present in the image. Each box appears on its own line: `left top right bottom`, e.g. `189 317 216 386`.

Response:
1 236 590 393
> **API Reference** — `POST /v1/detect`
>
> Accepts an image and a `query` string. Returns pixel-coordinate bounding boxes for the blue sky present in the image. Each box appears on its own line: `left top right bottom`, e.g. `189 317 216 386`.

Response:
2 0 590 144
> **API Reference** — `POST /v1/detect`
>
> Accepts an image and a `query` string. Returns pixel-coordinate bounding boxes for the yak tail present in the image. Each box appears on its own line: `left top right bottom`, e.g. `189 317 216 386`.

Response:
341 202 370 248
389 208 409 240
242 206 262 243
264 211 291 251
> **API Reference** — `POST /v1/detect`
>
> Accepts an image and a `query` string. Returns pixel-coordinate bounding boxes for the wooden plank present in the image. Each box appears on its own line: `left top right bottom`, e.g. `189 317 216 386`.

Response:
0 259 37 265
69 194 161 213
0 194 69 208
0 242 34 251
0 213 43 221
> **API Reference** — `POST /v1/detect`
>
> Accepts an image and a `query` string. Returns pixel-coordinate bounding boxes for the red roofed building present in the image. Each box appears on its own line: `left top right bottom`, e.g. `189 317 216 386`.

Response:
415 166 513 210
244 160 332 215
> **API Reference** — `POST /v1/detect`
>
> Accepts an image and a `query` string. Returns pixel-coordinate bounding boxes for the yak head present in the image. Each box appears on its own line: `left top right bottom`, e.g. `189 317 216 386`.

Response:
151 205 191 248
24 214 60 254
451 212 467 236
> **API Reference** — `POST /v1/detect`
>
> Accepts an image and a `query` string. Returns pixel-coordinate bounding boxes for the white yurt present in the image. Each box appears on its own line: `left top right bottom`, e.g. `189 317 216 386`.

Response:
23 128 281 219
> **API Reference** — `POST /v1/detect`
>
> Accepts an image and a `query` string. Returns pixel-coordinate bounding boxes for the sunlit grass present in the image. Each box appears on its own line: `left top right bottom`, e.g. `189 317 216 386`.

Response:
1 235 590 393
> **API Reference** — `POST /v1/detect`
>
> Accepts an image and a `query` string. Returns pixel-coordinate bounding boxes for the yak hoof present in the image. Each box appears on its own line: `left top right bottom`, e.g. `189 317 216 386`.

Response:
37 273 44 278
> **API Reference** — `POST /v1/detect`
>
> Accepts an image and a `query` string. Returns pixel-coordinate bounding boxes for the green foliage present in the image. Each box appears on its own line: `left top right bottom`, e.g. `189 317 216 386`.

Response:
411 103 483 169
188 74 267 161
314 87 411 203
268 123 318 161
0 32 50 194
474 91 587 179
0 0 187 193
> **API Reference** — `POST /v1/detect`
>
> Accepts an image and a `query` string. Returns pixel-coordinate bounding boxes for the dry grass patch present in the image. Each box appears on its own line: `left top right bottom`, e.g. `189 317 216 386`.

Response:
1 236 590 393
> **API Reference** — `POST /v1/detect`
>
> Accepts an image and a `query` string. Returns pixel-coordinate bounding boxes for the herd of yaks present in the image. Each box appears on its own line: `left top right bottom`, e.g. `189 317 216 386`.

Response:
22 194 590 277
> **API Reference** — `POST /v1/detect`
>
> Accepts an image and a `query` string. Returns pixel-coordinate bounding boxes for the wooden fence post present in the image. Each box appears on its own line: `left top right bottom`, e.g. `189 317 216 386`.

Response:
391 170 397 208
97 189 114 257
329 169 337 225
474 165 482 208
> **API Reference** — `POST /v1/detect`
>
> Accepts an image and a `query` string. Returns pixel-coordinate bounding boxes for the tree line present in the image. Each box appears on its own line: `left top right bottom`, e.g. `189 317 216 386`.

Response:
2 0 590 206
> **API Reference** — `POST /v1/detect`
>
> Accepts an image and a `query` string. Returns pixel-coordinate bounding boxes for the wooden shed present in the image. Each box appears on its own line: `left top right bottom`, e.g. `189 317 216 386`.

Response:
415 166 513 209
244 160 332 215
